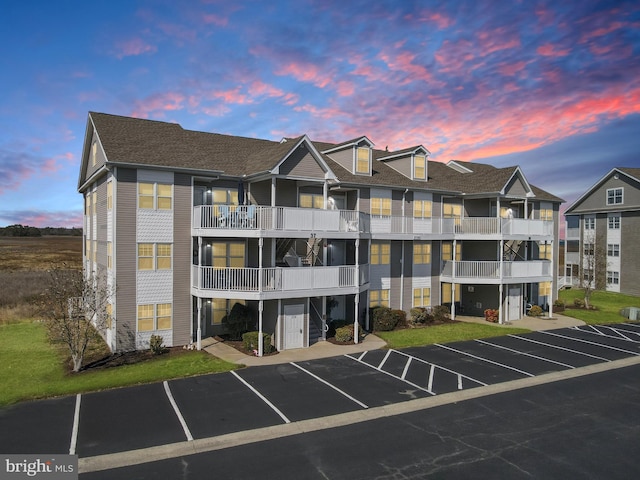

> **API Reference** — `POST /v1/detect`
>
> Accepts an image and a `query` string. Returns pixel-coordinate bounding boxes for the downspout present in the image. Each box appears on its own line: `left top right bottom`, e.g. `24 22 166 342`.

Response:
258 238 264 356
400 189 408 311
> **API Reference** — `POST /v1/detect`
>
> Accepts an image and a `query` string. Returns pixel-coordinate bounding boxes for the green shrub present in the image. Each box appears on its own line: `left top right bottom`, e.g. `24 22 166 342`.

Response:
573 298 585 308
528 305 543 316
372 306 398 331
223 302 255 340
327 319 349 338
433 305 450 322
149 335 165 355
242 331 272 354
410 307 434 325
553 299 565 311
391 309 407 328
335 325 354 343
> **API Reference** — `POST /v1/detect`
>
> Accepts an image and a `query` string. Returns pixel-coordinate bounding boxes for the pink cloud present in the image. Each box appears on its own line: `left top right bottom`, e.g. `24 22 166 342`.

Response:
476 28 521 55
130 92 186 118
498 61 527 77
202 13 228 26
406 10 454 29
212 87 252 104
114 38 157 59
537 43 570 57
277 62 334 89
1 210 84 228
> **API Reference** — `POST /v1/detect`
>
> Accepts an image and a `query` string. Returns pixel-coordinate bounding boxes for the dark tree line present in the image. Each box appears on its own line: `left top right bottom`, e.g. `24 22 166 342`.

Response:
0 224 82 237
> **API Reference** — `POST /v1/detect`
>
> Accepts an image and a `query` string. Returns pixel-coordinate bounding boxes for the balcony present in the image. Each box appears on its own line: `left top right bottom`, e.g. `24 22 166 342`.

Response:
440 260 552 284
193 205 366 236
191 264 369 299
370 216 553 238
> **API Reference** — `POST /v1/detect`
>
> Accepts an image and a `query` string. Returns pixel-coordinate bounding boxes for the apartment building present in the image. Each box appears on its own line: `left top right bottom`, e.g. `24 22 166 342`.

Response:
78 112 562 354
564 167 640 296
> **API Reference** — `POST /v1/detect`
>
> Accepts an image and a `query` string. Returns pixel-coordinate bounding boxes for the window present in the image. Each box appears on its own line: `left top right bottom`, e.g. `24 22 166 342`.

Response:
413 288 431 307
107 181 113 210
583 243 595 256
156 244 172 269
584 218 595 230
607 271 620 285
138 244 154 270
371 197 391 216
212 241 245 268
607 244 620 257
442 242 461 261
414 154 426 180
211 299 245 325
371 242 390 265
540 209 553 221
583 269 594 282
137 303 172 331
370 290 389 308
442 283 461 303
299 193 323 209
443 203 462 218
539 243 551 260
606 187 623 205
539 281 551 296
608 215 620 229
413 200 432 218
413 242 431 264
356 147 370 174
138 243 172 270
107 242 112 269
139 182 173 210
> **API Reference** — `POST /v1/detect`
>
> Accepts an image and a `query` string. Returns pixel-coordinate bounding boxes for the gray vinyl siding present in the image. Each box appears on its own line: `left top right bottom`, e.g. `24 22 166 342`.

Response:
279 146 326 178
595 214 608 290
572 173 640 213
430 241 442 306
275 178 297 207
173 173 192 346
249 180 271 206
83 131 108 182
114 167 137 351
504 174 528 197
392 190 404 216
389 241 402 309
385 155 412 179
621 211 640 296
325 147 353 173
432 194 443 218
402 240 413 311
359 188 370 214
464 199 490 217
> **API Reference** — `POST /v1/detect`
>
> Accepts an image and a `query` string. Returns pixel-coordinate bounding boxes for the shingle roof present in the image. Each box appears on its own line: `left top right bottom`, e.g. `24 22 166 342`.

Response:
88 112 562 202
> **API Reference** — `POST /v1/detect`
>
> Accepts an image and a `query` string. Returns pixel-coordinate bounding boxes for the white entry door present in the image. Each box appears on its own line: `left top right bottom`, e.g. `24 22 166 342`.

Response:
508 286 521 321
283 304 305 350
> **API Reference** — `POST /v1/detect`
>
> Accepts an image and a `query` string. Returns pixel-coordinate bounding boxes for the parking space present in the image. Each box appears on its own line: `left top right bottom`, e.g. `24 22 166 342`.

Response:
4 322 640 461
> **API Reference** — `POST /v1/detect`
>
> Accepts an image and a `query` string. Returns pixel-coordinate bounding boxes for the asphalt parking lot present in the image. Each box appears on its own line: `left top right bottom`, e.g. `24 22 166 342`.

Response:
2 323 640 466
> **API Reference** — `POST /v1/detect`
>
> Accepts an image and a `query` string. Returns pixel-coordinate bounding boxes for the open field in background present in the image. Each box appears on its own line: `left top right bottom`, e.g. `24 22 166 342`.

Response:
558 288 640 325
0 236 82 324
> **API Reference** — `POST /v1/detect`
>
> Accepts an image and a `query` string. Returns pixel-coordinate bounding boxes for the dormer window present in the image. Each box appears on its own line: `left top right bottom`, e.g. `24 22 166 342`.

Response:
414 154 426 180
356 147 370 174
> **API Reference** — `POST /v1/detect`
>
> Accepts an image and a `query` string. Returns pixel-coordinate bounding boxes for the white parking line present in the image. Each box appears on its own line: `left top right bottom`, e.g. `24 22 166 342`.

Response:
475 339 576 369
427 364 435 392
290 362 368 409
435 343 535 377
69 394 81 455
573 325 638 342
345 354 435 395
540 331 640 356
401 357 412 380
231 371 291 424
378 350 392 369
509 334 611 361
163 381 193 441
390 349 486 387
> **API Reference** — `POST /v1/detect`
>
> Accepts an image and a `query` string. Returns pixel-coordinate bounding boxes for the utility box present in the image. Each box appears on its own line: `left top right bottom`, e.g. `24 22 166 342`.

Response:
620 307 640 321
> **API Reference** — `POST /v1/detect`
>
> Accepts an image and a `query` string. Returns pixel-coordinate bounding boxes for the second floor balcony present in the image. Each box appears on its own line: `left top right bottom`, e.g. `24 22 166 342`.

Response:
191 264 369 299
440 260 552 284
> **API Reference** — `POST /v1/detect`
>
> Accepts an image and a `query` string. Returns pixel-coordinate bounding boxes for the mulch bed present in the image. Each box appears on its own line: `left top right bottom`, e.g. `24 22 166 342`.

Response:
78 346 187 372
214 335 279 357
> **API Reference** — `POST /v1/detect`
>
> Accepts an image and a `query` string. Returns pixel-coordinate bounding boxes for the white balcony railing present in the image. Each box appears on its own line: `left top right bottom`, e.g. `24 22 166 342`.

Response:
193 205 364 233
192 264 367 293
441 260 551 280
193 205 553 237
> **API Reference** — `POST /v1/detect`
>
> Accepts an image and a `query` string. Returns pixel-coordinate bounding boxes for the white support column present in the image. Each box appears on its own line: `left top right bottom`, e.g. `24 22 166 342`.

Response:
499 237 504 324
196 297 202 351
354 294 360 344
259 238 264 293
322 296 327 341
549 240 554 318
258 300 264 357
323 181 328 209
198 237 203 288
271 177 276 207
451 238 456 321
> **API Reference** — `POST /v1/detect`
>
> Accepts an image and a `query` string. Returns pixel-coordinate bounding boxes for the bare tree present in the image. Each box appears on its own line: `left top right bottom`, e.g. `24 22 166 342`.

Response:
39 265 114 372
580 231 607 309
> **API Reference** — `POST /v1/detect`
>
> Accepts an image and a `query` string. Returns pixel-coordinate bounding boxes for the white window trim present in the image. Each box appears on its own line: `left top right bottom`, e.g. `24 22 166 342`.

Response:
606 187 623 205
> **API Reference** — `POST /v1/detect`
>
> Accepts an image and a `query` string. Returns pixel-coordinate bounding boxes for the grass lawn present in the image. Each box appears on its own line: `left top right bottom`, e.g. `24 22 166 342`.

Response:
0 321 238 406
559 289 640 325
376 322 531 349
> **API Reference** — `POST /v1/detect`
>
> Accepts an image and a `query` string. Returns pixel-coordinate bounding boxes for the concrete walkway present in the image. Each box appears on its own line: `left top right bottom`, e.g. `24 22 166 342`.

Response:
203 313 585 366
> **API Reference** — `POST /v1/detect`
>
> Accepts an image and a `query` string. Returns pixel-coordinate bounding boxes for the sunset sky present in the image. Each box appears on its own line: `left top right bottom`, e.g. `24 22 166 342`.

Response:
1 0 639 230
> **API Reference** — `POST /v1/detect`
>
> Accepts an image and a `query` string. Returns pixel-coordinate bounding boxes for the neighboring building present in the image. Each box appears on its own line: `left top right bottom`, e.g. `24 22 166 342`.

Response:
78 112 563 354
564 167 640 296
